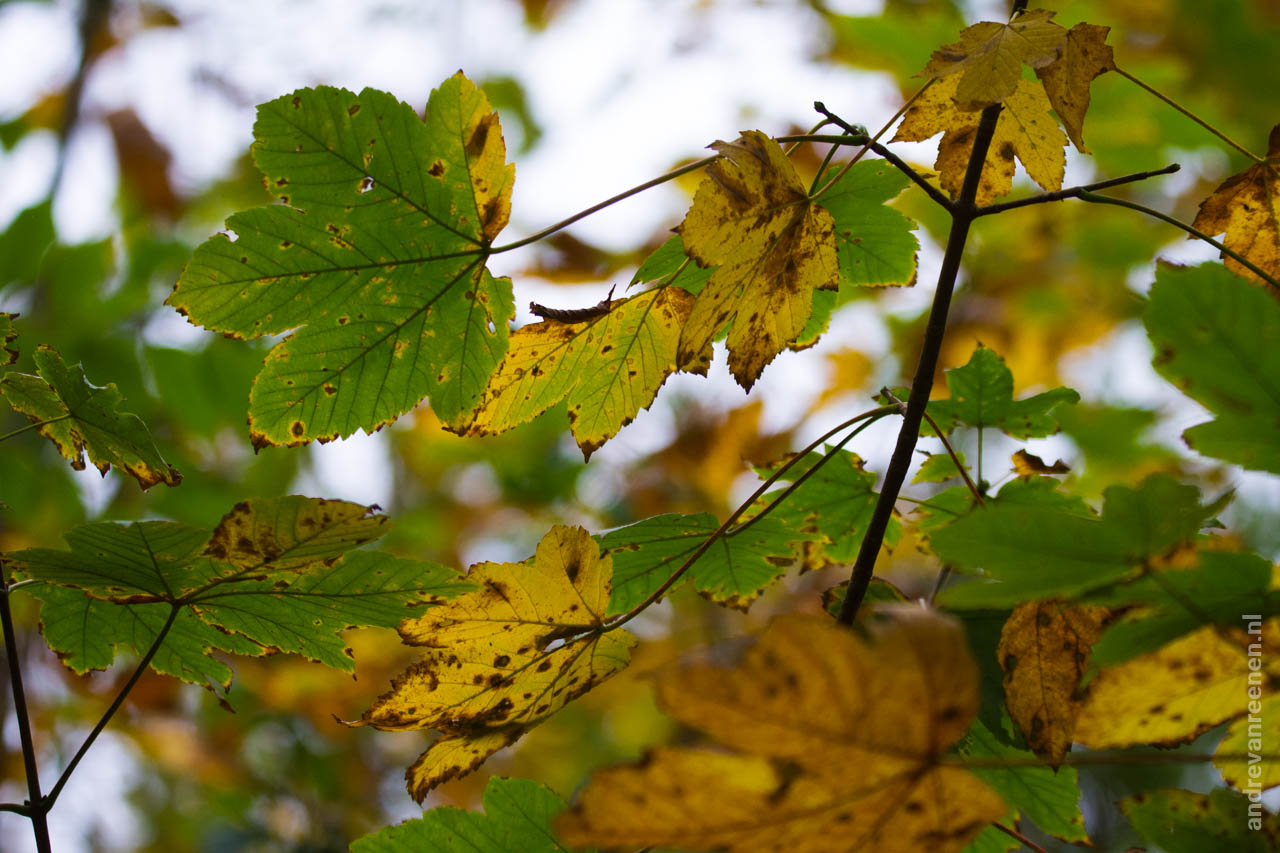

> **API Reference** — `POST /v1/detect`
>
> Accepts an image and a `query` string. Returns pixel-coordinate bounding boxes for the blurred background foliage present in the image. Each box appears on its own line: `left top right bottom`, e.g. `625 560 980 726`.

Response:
0 0 1277 850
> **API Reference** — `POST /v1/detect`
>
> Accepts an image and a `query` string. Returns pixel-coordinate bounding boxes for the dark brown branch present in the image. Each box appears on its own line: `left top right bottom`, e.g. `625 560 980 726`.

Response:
1 569 51 852
837 103 1005 626
974 163 1181 217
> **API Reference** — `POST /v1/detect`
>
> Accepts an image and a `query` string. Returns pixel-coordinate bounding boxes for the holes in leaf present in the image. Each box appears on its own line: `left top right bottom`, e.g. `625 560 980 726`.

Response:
359 176 375 194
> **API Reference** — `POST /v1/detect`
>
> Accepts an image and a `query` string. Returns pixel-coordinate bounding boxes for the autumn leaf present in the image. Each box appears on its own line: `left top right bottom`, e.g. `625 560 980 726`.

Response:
351 776 592 853
8 497 458 693
921 9 1065 108
1034 23 1115 152
0 312 16 366
997 601 1108 764
1191 124 1280 285
1073 619 1280 749
0 344 181 489
1010 449 1069 478
1122 788 1280 853
462 286 701 459
168 73 515 446
892 75 1067 206
1145 262 1280 474
555 609 1006 853
353 525 635 801
676 130 838 390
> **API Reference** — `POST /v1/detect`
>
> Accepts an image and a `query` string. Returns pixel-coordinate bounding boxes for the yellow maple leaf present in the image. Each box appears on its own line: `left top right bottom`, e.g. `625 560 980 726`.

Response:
893 75 1066 206
921 8 1066 109
1034 22 1115 153
998 601 1108 764
463 286 701 459
1074 619 1280 750
1191 123 1280 286
351 525 635 801
556 609 1005 853
677 130 839 391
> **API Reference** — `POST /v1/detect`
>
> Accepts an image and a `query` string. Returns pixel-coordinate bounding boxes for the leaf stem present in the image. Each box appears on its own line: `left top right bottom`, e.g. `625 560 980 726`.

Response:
837 103 1005 627
1076 191 1280 292
1114 67 1269 166
880 387 984 508
993 822 1049 853
0 568 52 852
0 416 70 444
42 601 180 809
605 405 898 631
974 163 1181 217
814 102 953 211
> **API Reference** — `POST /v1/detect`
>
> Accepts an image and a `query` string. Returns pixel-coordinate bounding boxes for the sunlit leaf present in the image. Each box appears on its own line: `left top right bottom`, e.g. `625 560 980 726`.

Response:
1144 262 1280 473
1034 22 1115 152
168 74 515 446
921 9 1065 108
817 159 918 286
1191 124 1280 285
353 525 635 801
676 130 838 390
556 609 1005 852
0 344 181 489
463 286 700 458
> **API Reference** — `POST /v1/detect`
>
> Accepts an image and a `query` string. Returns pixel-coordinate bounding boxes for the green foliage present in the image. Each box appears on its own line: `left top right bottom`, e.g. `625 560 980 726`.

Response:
924 344 1081 438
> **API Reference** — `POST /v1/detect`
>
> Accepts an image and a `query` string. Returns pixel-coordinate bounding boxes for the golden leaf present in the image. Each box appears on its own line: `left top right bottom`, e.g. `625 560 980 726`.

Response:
921 9 1066 108
1011 449 1070 478
556 609 1005 852
893 76 1066 206
1191 123 1280 286
1074 620 1280 749
1034 22 1115 152
998 601 1107 763
463 286 700 459
352 525 635 801
677 130 839 390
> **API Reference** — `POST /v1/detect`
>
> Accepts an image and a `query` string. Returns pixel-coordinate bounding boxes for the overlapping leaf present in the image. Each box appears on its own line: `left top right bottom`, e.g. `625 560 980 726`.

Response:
599 512 816 614
893 75 1067 205
1144 262 1280 473
352 777 592 853
462 286 701 458
0 344 181 489
1034 23 1115 152
1122 788 1280 853
921 8 1065 108
817 160 919 287
1191 124 1280 285
353 525 635 801
676 130 839 390
168 73 515 446
924 345 1079 438
9 496 458 694
934 475 1227 608
556 609 1005 852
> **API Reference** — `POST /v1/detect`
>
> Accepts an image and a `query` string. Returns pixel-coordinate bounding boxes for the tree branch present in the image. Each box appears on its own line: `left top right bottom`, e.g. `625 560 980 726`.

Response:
993 822 1049 853
1 570 51 852
974 163 1181 217
837 103 1005 626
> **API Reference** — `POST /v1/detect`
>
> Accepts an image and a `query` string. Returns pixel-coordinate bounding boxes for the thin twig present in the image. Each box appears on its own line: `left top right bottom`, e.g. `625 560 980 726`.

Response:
0 416 71 444
975 163 1181 217
1077 191 1280 292
814 102 953 211
0 802 33 816
48 0 111 202
880 387 984 507
837 103 1005 626
0 568 51 852
605 405 898 632
43 602 181 809
993 822 1050 853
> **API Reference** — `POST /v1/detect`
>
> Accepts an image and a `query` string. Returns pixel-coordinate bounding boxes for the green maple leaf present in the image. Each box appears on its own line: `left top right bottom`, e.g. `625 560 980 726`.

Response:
1144 262 1280 474
168 74 515 447
0 344 181 489
10 496 461 694
925 345 1079 438
351 777 594 853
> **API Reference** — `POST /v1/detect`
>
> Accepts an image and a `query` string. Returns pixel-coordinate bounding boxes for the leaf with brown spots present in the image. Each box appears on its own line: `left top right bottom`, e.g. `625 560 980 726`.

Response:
1033 23 1115 152
0 313 16 366
461 286 702 459
0 344 181 489
892 75 1066 206
8 498 461 696
920 8 1065 108
1191 124 1280 286
556 608 1005 853
676 130 839 390
351 525 635 801
997 601 1108 764
1074 619 1280 749
1123 788 1280 853
168 73 516 446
